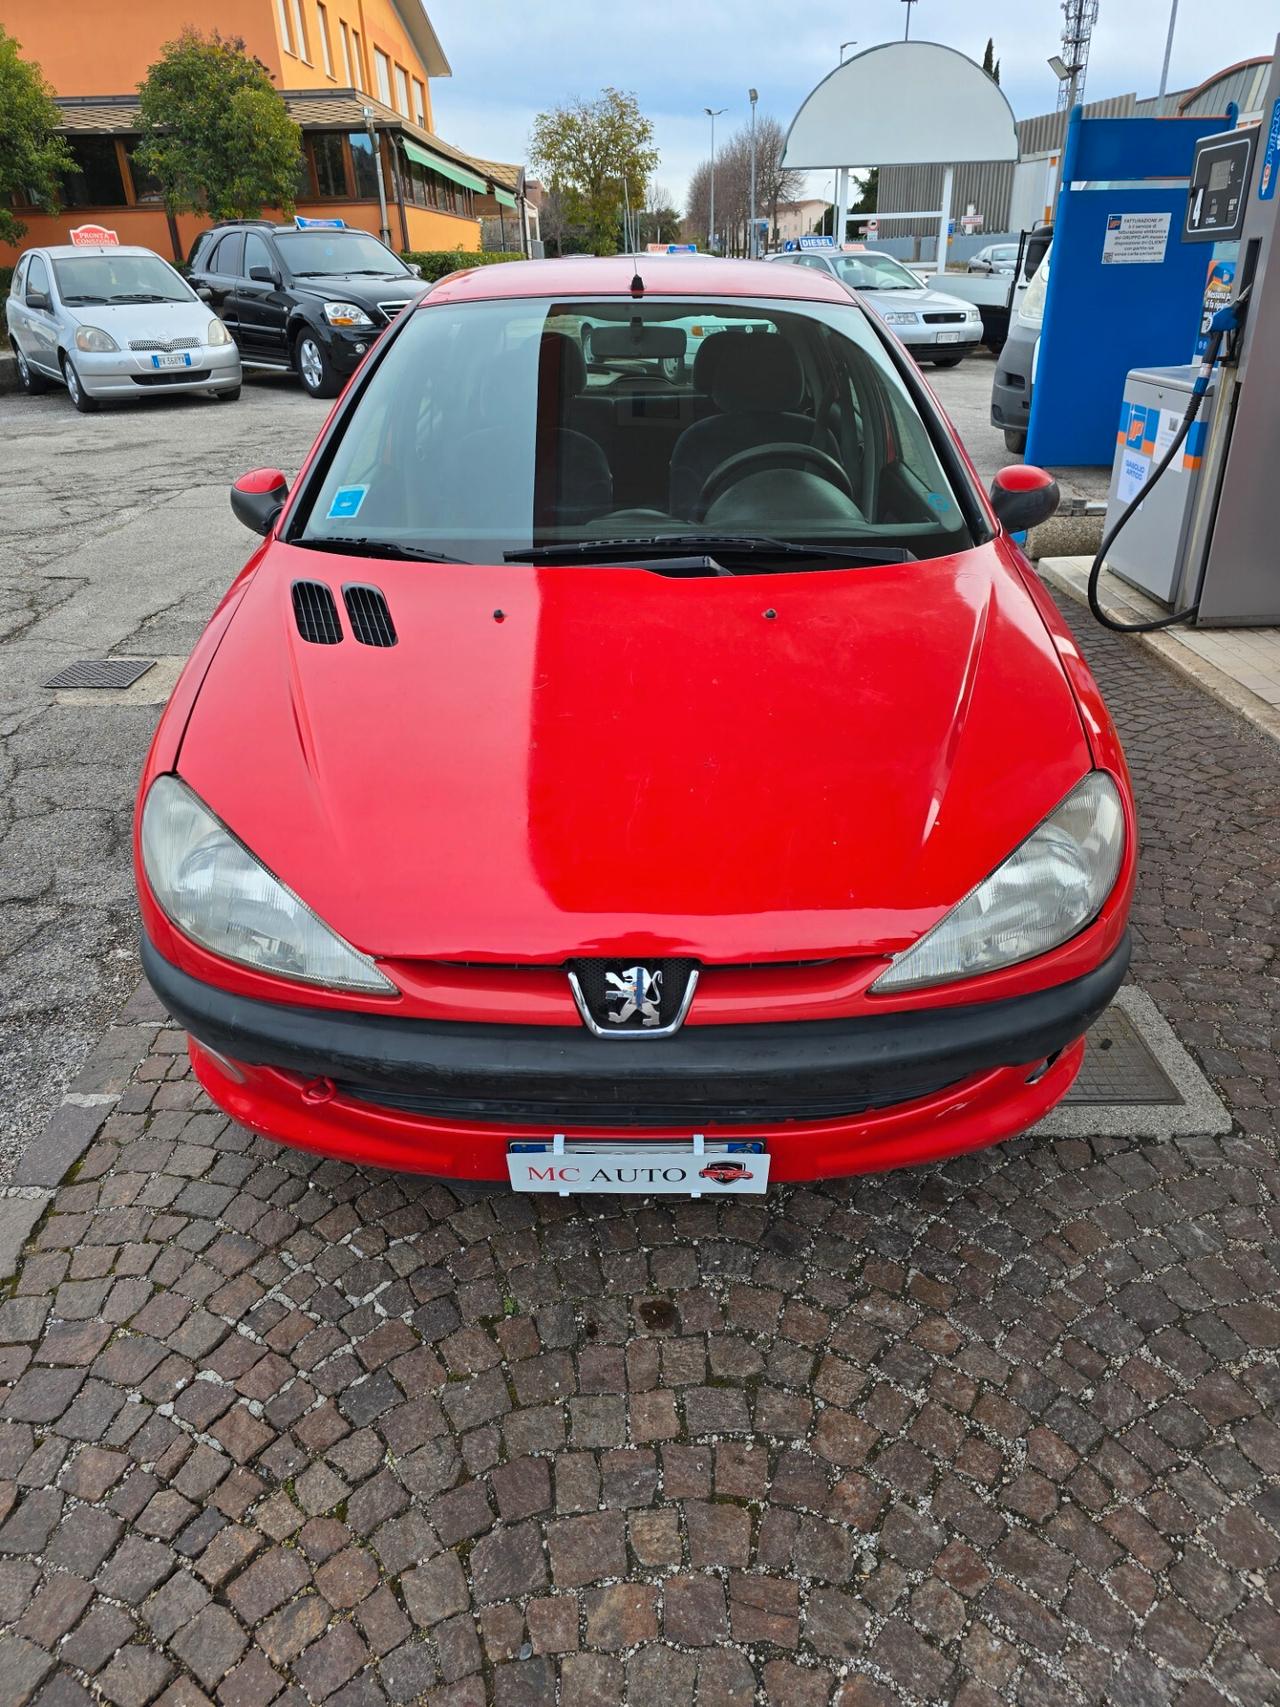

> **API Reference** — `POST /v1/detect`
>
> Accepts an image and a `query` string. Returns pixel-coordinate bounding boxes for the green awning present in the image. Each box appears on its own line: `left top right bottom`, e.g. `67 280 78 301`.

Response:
491 185 517 209
401 137 486 195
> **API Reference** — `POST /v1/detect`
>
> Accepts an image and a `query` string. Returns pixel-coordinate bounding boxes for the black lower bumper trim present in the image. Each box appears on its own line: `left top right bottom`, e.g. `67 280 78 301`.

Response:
142 932 1130 1126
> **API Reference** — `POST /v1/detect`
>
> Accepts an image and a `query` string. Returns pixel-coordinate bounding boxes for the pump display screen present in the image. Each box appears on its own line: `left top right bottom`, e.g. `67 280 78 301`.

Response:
1185 131 1256 243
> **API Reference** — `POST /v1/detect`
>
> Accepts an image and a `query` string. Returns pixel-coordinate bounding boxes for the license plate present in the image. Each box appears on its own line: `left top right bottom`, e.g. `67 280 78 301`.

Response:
507 1139 770 1195
936 332 962 344
151 352 192 369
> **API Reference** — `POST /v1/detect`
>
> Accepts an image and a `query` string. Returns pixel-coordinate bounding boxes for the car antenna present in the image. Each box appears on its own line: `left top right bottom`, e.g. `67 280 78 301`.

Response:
630 269 644 298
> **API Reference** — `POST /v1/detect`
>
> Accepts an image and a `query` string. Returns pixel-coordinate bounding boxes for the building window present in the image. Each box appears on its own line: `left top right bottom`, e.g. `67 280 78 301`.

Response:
308 132 349 197
351 30 365 89
399 146 474 219
348 131 380 199
339 19 352 83
394 64 410 116
374 48 392 107
122 138 162 203
413 79 427 128
316 3 333 76
290 0 310 62
62 136 127 208
275 0 294 54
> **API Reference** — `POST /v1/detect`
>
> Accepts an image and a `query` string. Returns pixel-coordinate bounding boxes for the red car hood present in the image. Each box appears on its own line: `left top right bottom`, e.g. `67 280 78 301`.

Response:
177 542 1090 963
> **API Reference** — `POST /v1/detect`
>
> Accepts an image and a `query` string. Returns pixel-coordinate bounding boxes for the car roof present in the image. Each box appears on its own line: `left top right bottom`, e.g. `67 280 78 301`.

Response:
426 254 854 306
33 244 169 260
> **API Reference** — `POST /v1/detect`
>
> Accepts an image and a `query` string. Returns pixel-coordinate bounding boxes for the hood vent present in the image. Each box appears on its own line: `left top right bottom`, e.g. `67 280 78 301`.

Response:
291 580 343 645
343 583 397 648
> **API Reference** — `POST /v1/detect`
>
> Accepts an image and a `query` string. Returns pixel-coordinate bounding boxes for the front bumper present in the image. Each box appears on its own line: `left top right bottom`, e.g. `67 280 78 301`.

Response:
893 324 983 352
992 318 1038 431
77 343 242 397
143 931 1129 1182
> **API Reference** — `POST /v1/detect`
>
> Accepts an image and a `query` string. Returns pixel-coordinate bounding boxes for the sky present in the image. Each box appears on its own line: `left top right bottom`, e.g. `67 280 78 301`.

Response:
424 0 1277 209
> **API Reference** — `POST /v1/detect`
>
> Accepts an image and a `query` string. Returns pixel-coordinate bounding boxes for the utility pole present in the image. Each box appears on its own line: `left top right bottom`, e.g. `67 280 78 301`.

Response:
901 0 918 41
1158 0 1180 99
839 40 857 62
704 106 726 254
748 89 758 258
362 107 392 246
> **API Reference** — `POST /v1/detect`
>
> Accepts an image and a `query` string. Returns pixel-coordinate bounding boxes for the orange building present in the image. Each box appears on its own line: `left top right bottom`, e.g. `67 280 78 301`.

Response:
0 0 526 264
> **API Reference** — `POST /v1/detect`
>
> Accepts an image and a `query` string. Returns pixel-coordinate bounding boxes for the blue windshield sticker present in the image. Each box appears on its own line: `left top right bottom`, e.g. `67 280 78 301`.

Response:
327 485 368 520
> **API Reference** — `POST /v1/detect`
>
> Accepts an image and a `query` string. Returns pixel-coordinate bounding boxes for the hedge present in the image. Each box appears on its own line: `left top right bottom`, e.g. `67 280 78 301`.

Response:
0 267 11 337
401 249 524 282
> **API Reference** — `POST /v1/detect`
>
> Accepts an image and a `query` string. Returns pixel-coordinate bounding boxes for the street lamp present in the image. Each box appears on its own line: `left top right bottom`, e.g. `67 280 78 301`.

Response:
839 40 857 62
704 106 726 254
1158 0 1179 99
748 89 758 259
362 106 392 247
901 0 918 40
1047 52 1081 110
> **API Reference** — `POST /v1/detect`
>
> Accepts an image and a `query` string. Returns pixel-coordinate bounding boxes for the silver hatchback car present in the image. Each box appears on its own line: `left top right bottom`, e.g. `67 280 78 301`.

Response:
7 244 242 411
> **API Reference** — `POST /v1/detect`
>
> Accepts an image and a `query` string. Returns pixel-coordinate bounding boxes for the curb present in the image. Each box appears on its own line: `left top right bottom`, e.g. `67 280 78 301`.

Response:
1039 555 1280 747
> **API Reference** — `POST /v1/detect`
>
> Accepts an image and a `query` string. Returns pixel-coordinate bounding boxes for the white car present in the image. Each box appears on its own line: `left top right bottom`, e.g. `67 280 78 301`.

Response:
6 244 242 411
766 248 983 367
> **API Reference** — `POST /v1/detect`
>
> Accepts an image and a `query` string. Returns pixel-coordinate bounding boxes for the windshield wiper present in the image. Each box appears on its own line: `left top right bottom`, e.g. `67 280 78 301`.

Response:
60 295 109 305
505 534 915 566
108 293 172 303
297 536 471 564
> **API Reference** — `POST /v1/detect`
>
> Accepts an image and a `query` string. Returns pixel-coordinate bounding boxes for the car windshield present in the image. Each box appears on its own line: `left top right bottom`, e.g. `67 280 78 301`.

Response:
830 254 923 292
275 231 410 276
992 247 1016 263
52 253 192 305
298 294 975 565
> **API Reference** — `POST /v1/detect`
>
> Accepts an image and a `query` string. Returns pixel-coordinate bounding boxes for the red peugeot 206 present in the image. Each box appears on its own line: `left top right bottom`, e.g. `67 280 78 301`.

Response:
134 256 1135 1196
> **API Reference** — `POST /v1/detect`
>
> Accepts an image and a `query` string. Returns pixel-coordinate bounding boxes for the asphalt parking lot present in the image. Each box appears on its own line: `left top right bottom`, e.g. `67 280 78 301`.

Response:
0 353 1277 1706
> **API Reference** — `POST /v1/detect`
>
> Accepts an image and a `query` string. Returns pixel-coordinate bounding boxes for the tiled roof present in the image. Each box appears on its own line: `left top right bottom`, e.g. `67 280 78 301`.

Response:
53 90 522 194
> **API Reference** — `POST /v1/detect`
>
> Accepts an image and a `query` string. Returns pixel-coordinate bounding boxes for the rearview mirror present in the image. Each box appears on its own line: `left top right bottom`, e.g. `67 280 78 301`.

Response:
589 324 686 358
195 285 213 303
990 465 1060 534
407 261 422 277
231 468 289 536
26 290 51 311
248 265 278 285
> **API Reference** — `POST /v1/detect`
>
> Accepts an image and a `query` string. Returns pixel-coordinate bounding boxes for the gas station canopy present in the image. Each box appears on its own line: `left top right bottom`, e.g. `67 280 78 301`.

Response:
783 41 1018 170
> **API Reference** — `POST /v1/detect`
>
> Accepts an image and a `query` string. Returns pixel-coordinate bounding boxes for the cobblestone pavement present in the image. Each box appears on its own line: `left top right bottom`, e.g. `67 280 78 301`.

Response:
0 609 1277 1707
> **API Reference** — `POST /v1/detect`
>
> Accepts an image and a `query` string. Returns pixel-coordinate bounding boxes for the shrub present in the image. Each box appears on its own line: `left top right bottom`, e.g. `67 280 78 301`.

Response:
401 249 524 283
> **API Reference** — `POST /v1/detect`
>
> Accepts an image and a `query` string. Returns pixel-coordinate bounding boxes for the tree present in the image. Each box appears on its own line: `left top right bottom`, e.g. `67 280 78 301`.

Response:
0 29 73 247
135 30 303 224
683 113 803 254
982 38 1001 84
529 88 658 255
851 168 878 215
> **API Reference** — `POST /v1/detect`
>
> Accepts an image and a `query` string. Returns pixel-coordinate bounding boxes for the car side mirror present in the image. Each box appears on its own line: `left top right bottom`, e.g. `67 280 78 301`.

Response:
231 468 289 536
26 290 51 311
195 284 213 303
990 465 1060 533
406 261 422 277
248 265 279 285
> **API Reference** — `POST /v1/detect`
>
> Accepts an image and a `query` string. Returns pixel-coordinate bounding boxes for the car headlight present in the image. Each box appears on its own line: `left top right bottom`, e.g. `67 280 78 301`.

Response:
75 325 118 353
323 301 373 328
141 775 395 993
965 307 982 320
871 773 1125 993
207 318 233 346
881 311 919 326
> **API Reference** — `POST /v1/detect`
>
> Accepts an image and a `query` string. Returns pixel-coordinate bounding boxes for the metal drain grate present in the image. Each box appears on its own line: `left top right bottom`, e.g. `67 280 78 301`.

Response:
43 658 155 691
1064 1005 1182 1105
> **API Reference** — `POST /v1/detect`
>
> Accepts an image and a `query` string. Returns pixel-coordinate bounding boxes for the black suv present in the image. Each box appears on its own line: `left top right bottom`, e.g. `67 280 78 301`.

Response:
186 222 424 398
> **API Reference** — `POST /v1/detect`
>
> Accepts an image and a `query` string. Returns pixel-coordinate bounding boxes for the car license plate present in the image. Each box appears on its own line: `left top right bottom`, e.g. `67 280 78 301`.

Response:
936 332 962 344
151 352 192 369
507 1139 770 1195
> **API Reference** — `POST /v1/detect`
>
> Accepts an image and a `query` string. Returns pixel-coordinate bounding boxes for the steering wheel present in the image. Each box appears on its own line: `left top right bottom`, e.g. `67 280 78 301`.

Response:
695 443 854 521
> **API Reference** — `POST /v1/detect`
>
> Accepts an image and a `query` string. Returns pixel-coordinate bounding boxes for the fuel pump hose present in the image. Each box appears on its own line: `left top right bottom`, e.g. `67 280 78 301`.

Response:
1086 293 1248 634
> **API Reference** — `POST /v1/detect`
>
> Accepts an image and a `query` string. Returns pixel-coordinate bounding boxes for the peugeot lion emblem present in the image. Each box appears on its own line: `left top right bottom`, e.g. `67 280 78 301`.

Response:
606 965 662 1027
